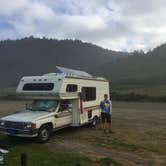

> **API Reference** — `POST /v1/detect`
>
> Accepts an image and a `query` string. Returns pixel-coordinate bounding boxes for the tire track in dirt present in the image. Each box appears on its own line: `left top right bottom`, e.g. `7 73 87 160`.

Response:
46 138 166 166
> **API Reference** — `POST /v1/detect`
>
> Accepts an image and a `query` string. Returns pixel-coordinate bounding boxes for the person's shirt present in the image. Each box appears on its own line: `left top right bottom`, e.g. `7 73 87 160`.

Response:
100 99 112 115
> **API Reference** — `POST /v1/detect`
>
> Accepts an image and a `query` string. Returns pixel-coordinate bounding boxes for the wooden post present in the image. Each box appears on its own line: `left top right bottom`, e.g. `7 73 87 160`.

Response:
21 153 27 166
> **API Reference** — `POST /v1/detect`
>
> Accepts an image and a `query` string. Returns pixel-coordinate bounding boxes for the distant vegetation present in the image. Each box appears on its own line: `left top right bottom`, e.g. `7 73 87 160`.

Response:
112 91 166 102
111 84 166 102
0 37 166 88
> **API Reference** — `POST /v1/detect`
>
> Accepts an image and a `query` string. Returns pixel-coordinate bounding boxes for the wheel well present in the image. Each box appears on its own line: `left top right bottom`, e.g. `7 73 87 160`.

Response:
93 115 98 120
40 123 53 130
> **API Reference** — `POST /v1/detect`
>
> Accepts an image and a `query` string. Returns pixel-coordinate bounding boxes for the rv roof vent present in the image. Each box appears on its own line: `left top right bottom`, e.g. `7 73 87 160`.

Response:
96 77 106 80
56 66 93 78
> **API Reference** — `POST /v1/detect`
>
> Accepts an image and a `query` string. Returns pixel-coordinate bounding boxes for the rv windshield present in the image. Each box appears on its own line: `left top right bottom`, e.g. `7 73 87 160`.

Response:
31 100 59 112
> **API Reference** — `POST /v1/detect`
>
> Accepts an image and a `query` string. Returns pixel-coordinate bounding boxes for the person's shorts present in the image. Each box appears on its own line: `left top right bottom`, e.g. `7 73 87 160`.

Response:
101 112 111 123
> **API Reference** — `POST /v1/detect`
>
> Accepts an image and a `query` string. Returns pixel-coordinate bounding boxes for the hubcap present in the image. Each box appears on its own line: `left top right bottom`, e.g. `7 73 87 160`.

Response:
93 118 97 126
41 129 48 140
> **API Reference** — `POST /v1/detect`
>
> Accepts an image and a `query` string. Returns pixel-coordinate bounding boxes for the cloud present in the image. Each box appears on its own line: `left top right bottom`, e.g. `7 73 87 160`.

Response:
0 0 28 16
0 0 166 51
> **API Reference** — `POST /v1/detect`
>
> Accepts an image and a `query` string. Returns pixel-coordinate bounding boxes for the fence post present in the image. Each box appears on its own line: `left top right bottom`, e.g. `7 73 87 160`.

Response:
21 153 27 166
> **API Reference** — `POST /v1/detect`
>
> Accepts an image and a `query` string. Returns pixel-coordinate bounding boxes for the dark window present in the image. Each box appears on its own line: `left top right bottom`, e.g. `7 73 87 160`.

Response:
88 110 92 119
66 84 78 92
23 83 54 91
59 100 70 112
82 87 96 101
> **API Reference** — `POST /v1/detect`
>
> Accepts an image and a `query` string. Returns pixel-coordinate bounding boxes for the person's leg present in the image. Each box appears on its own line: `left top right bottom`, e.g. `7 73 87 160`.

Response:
101 113 105 132
105 114 109 132
108 115 112 133
103 113 107 133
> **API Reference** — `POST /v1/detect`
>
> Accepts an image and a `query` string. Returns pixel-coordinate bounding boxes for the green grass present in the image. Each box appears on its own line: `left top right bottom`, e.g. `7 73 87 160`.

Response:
3 136 123 166
94 130 166 155
99 158 122 166
0 135 93 166
5 143 95 166
95 137 141 152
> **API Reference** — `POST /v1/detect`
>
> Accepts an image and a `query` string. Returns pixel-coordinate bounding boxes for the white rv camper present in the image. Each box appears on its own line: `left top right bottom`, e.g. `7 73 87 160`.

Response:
0 66 110 142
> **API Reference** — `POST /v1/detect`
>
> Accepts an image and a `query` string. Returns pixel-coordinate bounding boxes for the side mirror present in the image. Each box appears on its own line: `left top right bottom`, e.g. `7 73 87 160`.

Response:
68 104 73 109
25 103 32 110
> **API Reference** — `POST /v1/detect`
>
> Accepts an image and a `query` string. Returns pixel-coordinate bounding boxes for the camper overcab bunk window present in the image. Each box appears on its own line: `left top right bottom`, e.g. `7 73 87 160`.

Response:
0 66 110 142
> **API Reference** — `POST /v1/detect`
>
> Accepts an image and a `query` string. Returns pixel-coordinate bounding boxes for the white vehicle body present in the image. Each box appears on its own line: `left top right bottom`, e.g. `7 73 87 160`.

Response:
0 67 109 141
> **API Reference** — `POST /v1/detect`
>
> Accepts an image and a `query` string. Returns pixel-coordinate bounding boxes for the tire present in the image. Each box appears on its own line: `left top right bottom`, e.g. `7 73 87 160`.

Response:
7 135 16 140
38 125 51 143
92 116 98 127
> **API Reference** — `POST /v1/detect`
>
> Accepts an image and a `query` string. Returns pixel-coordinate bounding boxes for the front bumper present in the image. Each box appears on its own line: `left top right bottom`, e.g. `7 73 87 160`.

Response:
0 127 38 138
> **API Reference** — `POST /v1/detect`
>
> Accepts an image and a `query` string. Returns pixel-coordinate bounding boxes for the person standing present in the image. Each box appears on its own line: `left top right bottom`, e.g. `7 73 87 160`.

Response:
100 94 112 133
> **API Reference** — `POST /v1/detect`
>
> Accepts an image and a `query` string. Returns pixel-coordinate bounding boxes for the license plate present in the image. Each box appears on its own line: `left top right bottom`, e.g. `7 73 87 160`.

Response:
7 129 17 135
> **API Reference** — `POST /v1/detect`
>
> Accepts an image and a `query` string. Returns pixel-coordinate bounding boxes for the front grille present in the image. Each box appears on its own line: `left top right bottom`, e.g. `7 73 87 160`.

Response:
4 121 26 130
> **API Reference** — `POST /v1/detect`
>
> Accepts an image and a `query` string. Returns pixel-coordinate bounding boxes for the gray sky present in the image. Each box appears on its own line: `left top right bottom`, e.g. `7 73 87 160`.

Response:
0 0 166 51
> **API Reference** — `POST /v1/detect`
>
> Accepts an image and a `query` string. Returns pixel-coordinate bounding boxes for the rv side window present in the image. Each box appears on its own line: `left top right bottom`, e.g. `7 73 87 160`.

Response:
23 83 54 91
66 84 78 92
82 87 96 101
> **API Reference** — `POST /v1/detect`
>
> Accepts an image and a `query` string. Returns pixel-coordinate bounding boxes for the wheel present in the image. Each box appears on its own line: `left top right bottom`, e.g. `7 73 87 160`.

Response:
38 125 51 143
7 135 16 140
92 116 98 127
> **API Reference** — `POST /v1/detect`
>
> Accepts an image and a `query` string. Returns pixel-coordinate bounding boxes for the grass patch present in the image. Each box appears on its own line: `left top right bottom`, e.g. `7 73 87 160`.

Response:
95 137 141 152
4 139 96 166
0 88 19 100
3 136 124 166
110 139 140 152
99 157 123 166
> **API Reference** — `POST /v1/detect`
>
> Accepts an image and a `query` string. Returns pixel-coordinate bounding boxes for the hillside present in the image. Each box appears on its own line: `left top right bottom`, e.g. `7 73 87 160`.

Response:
99 47 166 84
0 37 126 87
0 37 166 88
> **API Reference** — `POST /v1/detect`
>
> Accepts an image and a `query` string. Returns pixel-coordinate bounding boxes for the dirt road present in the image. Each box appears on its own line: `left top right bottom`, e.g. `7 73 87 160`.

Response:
0 100 166 166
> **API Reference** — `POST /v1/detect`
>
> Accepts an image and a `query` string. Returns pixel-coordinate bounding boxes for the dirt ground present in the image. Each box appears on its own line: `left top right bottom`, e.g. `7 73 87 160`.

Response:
0 100 166 166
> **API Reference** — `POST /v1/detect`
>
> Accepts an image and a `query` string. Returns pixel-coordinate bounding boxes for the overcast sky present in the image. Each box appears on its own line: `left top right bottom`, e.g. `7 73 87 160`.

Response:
0 0 166 51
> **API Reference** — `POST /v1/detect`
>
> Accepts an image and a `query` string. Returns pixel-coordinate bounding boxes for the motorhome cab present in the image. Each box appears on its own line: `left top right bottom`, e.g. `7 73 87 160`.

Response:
0 66 110 142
